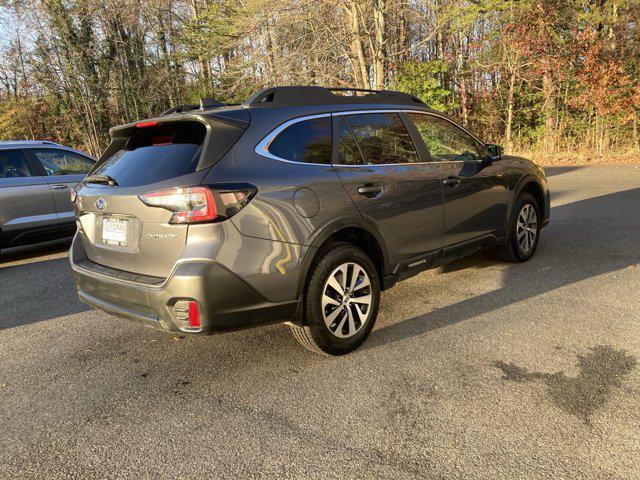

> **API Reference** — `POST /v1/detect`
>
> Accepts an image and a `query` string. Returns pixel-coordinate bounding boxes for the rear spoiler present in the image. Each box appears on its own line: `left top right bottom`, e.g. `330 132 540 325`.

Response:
96 110 250 174
108 108 250 137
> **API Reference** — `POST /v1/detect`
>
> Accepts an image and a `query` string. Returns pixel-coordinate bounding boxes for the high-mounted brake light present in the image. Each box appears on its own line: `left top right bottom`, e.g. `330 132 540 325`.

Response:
135 120 159 128
138 185 256 224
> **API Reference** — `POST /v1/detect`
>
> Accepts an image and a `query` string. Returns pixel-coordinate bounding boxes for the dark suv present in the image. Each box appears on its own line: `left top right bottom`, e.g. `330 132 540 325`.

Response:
70 87 549 355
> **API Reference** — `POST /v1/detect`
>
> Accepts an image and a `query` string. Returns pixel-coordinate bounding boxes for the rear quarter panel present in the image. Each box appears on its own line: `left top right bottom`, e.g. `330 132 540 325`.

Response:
203 109 360 247
201 109 364 303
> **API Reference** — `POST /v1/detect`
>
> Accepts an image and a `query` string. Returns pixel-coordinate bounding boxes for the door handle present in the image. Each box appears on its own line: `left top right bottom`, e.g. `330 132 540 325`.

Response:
51 184 69 190
442 178 461 188
357 184 384 197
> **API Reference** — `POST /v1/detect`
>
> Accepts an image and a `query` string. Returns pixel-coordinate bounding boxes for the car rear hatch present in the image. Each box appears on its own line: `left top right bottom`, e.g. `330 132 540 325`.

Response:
74 113 248 278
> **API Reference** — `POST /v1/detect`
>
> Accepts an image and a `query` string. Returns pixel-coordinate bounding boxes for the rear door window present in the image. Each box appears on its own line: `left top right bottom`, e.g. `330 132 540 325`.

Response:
336 113 419 165
93 122 207 187
32 149 95 176
0 150 33 178
267 117 332 164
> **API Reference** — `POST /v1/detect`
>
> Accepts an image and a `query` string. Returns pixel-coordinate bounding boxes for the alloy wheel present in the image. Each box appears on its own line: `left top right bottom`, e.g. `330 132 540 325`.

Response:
321 262 372 338
516 204 538 253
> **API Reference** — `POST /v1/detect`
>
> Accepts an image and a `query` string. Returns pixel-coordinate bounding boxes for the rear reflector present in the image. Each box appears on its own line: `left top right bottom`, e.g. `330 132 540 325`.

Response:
138 184 256 224
188 301 201 328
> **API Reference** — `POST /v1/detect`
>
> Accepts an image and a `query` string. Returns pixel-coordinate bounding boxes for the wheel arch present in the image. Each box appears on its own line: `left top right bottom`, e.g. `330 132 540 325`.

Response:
519 179 546 213
295 218 390 299
505 175 547 235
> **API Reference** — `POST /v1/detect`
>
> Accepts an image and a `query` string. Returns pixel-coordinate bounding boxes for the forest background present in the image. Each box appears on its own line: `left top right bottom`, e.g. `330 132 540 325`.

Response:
0 0 638 164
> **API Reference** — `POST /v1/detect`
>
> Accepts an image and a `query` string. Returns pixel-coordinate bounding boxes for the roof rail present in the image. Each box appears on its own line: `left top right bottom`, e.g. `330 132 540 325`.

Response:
243 86 425 108
160 97 228 116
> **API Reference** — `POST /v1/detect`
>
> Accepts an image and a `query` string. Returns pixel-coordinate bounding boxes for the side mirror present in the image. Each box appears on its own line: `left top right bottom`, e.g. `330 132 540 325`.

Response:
484 144 503 162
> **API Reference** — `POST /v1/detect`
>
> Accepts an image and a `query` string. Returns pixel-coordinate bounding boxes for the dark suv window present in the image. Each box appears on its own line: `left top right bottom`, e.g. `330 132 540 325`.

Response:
93 122 206 187
0 150 33 178
32 149 94 175
268 117 332 164
407 113 483 162
335 113 419 165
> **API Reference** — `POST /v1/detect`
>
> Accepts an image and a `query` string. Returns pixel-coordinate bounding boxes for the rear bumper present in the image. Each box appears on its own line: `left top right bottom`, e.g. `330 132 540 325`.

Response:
70 237 299 334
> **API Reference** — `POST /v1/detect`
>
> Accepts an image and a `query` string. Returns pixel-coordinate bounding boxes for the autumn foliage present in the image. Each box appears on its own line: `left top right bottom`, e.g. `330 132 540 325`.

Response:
0 0 638 163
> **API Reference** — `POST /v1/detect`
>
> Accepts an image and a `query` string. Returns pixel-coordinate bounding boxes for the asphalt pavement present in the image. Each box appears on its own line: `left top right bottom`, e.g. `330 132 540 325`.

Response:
1 165 639 479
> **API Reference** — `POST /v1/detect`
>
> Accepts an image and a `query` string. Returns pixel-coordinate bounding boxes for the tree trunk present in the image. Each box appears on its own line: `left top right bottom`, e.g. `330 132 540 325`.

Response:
344 1 369 89
397 1 407 62
505 66 517 154
190 0 211 88
542 72 555 154
372 0 386 89
456 32 468 125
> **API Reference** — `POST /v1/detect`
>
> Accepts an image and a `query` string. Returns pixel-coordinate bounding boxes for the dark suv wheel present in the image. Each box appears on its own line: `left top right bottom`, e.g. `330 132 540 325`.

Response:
499 192 541 262
290 243 380 355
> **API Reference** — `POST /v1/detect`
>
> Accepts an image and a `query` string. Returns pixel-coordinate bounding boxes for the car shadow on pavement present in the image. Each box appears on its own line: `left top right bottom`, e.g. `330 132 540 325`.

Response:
366 188 640 349
0 253 90 330
493 345 637 426
0 237 72 266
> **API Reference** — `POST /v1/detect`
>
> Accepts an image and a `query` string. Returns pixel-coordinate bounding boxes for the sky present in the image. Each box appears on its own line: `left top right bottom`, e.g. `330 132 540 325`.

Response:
0 6 26 50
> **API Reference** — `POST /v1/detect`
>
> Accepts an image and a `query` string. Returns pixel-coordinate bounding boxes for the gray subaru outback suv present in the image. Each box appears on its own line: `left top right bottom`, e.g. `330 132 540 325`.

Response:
0 141 95 254
70 86 549 355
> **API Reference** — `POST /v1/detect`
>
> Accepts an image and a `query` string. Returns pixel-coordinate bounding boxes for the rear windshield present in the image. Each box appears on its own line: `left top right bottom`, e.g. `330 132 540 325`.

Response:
93 122 207 187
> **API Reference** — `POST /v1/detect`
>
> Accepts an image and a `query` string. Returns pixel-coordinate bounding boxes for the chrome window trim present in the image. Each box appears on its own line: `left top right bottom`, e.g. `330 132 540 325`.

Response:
255 113 332 165
254 109 485 166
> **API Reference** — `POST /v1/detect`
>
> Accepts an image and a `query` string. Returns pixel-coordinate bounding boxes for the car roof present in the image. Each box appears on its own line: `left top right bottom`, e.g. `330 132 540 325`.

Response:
0 140 63 149
243 86 427 108
0 141 97 160
154 86 437 120
110 86 455 139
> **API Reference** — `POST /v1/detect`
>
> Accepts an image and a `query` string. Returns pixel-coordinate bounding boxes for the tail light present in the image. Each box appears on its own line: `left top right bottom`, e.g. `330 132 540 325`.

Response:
138 184 256 224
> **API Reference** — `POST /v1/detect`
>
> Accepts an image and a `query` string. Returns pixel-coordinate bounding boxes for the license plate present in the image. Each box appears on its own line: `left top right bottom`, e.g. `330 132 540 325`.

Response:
102 217 128 246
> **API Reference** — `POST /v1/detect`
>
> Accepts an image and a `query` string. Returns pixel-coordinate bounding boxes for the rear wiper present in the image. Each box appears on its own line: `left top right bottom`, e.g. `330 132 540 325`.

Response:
84 174 118 186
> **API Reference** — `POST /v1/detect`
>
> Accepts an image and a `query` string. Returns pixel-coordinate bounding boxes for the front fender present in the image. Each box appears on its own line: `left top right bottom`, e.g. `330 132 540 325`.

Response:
505 173 550 236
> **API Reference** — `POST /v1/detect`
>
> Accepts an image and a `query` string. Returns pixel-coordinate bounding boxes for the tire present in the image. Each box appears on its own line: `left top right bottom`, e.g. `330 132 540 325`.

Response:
290 243 380 355
499 192 541 262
